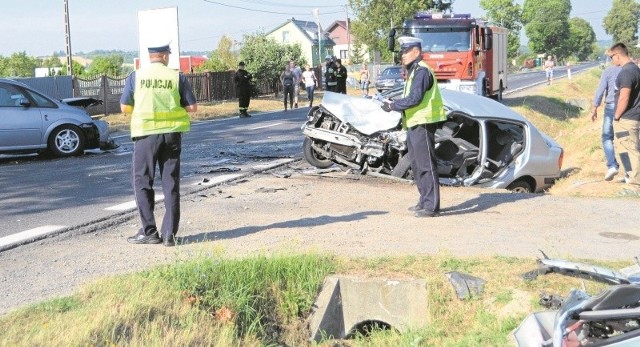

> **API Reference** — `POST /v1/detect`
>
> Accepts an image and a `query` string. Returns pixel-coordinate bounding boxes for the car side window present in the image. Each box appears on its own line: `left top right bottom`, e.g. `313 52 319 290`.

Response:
23 88 56 108
0 84 26 107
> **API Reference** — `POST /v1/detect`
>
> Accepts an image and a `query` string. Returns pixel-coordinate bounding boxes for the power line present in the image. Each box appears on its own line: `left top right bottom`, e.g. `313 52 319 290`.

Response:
202 0 342 15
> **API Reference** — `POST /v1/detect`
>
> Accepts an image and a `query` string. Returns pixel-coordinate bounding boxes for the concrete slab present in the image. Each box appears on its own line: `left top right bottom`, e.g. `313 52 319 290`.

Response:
309 275 429 342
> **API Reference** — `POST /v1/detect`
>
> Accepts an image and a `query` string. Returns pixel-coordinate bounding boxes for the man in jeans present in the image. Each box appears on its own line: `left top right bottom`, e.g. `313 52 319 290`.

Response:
610 42 640 185
590 51 622 181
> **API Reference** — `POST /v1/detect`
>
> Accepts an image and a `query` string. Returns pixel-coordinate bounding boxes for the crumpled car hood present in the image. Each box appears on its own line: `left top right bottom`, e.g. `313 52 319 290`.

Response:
60 97 103 108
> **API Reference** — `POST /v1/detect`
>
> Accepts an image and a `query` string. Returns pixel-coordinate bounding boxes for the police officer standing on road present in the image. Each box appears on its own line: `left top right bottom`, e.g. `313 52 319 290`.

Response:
235 61 253 118
380 36 446 218
120 42 197 246
324 55 338 92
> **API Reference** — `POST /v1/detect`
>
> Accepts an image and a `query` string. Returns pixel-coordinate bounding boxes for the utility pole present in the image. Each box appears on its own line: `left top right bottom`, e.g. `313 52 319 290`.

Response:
63 0 74 94
313 8 321 66
345 4 350 62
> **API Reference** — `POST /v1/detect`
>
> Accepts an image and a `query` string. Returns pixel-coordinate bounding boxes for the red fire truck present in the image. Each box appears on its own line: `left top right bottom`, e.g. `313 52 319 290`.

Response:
389 12 508 100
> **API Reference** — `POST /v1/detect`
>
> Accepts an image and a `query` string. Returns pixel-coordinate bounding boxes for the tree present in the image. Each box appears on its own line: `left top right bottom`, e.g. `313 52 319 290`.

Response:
567 17 596 61
479 0 522 59
239 33 306 96
86 55 124 77
348 0 440 62
1 52 39 77
522 0 572 60
41 52 63 68
199 35 238 72
603 0 640 48
350 41 366 64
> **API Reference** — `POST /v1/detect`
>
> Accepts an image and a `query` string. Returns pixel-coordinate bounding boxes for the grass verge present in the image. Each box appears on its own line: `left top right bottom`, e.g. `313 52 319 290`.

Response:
0 253 627 346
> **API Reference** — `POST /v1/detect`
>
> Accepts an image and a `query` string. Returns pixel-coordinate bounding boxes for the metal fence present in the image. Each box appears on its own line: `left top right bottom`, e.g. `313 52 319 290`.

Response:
18 66 327 116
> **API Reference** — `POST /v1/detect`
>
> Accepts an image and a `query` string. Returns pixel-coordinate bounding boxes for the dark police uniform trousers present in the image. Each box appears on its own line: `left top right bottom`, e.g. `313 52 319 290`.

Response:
407 123 440 212
132 132 182 239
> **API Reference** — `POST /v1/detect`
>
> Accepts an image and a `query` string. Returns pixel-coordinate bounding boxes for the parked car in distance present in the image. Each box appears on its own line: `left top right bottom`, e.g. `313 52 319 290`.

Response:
375 66 404 92
0 78 115 158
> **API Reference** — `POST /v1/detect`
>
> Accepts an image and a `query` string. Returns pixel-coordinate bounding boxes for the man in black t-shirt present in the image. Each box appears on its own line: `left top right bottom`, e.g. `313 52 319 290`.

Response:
610 43 640 184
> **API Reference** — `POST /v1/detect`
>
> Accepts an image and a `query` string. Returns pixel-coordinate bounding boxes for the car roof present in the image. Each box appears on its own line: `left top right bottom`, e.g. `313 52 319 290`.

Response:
441 89 528 123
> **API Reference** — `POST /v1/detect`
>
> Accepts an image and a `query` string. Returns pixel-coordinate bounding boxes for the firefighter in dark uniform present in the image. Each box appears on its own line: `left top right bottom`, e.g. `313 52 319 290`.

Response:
381 36 446 217
120 42 197 245
335 58 348 94
324 55 338 92
234 61 253 118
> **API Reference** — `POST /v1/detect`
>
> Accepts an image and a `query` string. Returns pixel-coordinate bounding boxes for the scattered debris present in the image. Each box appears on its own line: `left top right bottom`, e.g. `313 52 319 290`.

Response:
205 167 241 173
255 187 287 193
539 293 564 310
271 171 292 178
445 271 486 300
521 250 640 285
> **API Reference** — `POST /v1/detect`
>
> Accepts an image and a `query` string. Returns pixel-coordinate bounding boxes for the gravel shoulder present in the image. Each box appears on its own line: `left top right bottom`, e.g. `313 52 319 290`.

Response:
2 160 640 316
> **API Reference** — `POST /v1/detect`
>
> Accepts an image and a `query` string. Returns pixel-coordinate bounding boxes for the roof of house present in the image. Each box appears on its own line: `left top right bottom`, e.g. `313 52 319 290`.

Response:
327 20 348 32
268 17 335 46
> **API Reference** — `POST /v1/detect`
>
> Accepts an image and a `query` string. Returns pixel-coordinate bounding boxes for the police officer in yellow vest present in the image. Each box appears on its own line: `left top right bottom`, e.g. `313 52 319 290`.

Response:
120 42 197 246
381 36 446 217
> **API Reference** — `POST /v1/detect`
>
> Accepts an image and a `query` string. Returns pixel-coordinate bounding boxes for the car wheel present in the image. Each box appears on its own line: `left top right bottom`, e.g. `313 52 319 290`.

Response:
303 137 333 169
507 179 532 193
48 125 85 157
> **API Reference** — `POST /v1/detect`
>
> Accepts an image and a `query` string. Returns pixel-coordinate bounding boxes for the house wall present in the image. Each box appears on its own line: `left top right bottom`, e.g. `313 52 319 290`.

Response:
267 23 315 67
328 26 369 64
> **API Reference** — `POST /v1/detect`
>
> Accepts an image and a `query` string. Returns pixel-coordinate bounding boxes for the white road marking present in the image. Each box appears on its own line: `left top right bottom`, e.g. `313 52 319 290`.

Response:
249 122 283 130
0 225 66 249
195 173 244 186
105 194 164 211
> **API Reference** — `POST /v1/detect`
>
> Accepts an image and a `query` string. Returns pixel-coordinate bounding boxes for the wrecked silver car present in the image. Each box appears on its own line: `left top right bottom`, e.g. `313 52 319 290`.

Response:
301 90 563 193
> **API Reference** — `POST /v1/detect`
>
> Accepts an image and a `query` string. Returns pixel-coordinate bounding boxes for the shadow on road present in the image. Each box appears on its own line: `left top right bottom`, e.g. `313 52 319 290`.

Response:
180 210 388 244
440 191 540 216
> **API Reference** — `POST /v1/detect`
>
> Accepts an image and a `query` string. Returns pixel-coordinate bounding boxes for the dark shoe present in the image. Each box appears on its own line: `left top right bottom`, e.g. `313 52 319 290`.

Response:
415 209 438 218
162 235 176 247
127 232 161 244
239 113 251 118
407 205 421 212
294 103 298 108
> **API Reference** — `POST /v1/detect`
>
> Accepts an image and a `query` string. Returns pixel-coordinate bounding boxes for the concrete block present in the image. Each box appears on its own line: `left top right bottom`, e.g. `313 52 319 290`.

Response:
309 275 429 342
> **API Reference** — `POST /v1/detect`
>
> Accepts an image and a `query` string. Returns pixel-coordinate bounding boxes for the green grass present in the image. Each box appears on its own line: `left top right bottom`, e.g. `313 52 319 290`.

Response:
0 252 620 346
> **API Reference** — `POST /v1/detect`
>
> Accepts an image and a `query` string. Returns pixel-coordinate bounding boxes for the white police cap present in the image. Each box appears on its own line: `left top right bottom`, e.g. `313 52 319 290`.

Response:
398 36 422 52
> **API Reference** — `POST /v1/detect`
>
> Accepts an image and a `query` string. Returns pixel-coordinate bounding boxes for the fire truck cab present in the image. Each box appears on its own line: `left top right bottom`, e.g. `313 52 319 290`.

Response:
389 12 508 100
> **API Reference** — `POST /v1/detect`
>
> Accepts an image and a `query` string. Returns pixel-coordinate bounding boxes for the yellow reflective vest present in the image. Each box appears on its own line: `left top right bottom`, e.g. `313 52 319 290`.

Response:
130 63 190 137
402 61 445 129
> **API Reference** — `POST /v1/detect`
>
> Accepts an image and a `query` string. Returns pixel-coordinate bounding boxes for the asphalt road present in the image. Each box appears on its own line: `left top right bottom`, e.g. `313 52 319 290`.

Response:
0 107 310 247
0 63 598 251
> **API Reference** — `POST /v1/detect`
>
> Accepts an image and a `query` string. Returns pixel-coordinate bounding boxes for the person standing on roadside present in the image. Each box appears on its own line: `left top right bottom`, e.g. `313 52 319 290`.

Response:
380 36 446 218
120 42 197 247
590 51 622 181
544 55 555 85
359 63 370 96
234 61 253 118
335 58 348 94
610 42 640 185
324 55 338 92
290 60 302 108
301 64 317 107
281 63 295 111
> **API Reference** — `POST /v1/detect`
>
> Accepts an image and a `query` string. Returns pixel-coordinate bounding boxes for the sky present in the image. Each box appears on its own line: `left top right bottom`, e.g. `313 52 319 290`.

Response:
0 0 613 57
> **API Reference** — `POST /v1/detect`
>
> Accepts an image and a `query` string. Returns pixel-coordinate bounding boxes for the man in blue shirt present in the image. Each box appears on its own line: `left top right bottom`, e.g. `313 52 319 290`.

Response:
590 51 622 181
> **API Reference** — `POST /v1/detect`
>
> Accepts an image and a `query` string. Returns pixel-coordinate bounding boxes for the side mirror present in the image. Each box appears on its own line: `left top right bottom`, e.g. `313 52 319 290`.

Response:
483 28 493 50
388 29 396 51
19 98 31 107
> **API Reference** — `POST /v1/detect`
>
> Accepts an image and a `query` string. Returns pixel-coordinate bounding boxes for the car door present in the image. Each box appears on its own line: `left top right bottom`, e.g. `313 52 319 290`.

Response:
0 82 43 150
